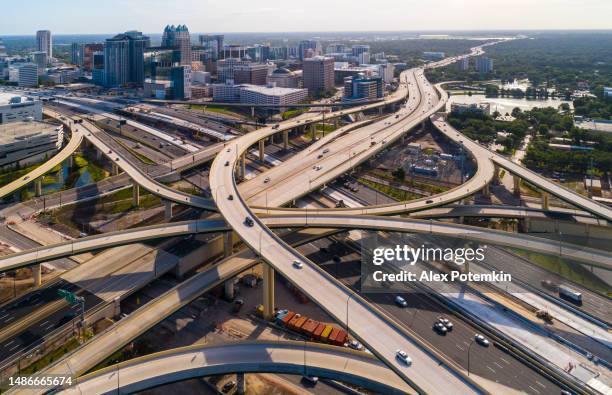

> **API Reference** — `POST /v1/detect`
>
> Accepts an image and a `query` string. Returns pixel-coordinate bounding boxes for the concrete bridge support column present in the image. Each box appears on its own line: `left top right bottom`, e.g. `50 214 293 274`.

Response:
283 130 289 150
66 154 74 168
482 183 490 198
258 140 265 162
96 148 103 160
223 231 233 258
310 123 316 140
263 263 275 320
132 182 140 207
236 373 246 395
112 163 119 176
458 216 465 224
541 191 550 211
492 165 500 185
513 176 521 197
240 153 246 179
164 200 173 221
334 117 339 129
224 280 235 301
251 106 255 118
32 264 42 287
35 178 42 197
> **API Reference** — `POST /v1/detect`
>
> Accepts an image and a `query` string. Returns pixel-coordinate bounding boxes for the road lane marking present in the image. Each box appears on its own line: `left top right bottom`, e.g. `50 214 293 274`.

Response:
9 344 19 352
494 362 503 369
528 385 540 394
500 357 510 365
4 340 15 347
456 345 465 351
486 366 495 373
39 320 50 327
535 381 546 388
4 316 14 323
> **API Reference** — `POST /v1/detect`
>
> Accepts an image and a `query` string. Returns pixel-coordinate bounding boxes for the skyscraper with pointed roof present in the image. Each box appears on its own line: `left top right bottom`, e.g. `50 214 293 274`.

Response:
161 24 192 66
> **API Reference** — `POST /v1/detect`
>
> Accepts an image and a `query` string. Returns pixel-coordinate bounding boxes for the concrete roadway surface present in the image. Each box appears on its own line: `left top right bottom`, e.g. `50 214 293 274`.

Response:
297 237 563 395
1 213 609 273
56 341 412 395
0 224 75 271
211 68 492 395
0 278 101 365
432 116 612 222
8 228 342 395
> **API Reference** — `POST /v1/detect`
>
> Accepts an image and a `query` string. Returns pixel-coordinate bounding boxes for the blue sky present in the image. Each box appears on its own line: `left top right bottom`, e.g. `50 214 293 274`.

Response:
1 0 611 35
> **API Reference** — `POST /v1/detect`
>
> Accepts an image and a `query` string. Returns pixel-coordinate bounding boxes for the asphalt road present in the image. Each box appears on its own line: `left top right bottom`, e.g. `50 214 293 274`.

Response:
0 278 102 364
297 237 562 395
0 225 75 271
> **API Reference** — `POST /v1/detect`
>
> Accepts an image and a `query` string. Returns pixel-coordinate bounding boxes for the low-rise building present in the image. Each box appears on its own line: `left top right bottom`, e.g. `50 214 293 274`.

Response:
267 68 301 88
0 120 63 170
450 102 490 116
212 82 307 111
0 93 43 124
604 87 612 98
239 83 308 111
343 74 383 102
190 83 212 99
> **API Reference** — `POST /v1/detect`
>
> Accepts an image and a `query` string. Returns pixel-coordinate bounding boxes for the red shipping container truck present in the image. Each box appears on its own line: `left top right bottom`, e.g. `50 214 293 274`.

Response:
313 323 326 340
301 319 319 336
292 316 308 331
281 311 295 326
328 327 340 344
334 329 348 346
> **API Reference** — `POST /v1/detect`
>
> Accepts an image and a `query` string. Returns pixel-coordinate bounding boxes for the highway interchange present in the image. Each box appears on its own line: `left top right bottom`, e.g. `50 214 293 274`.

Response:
0 39 610 395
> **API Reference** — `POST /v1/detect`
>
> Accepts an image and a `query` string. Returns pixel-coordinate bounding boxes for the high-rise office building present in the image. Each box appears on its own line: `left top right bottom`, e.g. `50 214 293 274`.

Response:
32 52 47 74
162 25 192 66
104 31 150 88
233 63 269 85
0 38 6 56
36 30 52 60
199 34 224 60
170 65 191 99
83 44 104 71
302 56 334 95
18 64 38 87
217 58 249 83
475 57 493 73
298 40 321 61
92 52 105 86
458 57 469 71
378 63 395 84
326 43 347 54
351 45 370 57
71 43 84 66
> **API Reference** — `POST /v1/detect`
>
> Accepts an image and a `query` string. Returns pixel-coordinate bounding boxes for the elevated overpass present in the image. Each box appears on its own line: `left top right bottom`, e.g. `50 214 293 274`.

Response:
0 216 609 274
56 341 412 395
0 123 83 200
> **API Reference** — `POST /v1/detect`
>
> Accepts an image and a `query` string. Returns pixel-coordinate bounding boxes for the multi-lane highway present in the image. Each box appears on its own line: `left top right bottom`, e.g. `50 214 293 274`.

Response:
56 341 413 395
0 215 609 273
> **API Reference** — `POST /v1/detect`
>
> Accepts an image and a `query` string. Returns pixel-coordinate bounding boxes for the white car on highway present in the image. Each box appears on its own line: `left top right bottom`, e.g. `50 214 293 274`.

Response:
396 349 412 365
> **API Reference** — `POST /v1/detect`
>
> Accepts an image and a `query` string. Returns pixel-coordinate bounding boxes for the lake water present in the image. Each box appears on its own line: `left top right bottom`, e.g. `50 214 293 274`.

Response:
447 94 573 116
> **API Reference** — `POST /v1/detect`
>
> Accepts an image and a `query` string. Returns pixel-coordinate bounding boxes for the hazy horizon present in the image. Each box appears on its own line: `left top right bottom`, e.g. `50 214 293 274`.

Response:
1 0 611 35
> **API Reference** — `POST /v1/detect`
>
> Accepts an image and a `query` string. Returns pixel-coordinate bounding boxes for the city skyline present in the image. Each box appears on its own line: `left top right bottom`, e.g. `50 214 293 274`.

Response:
1 0 611 35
